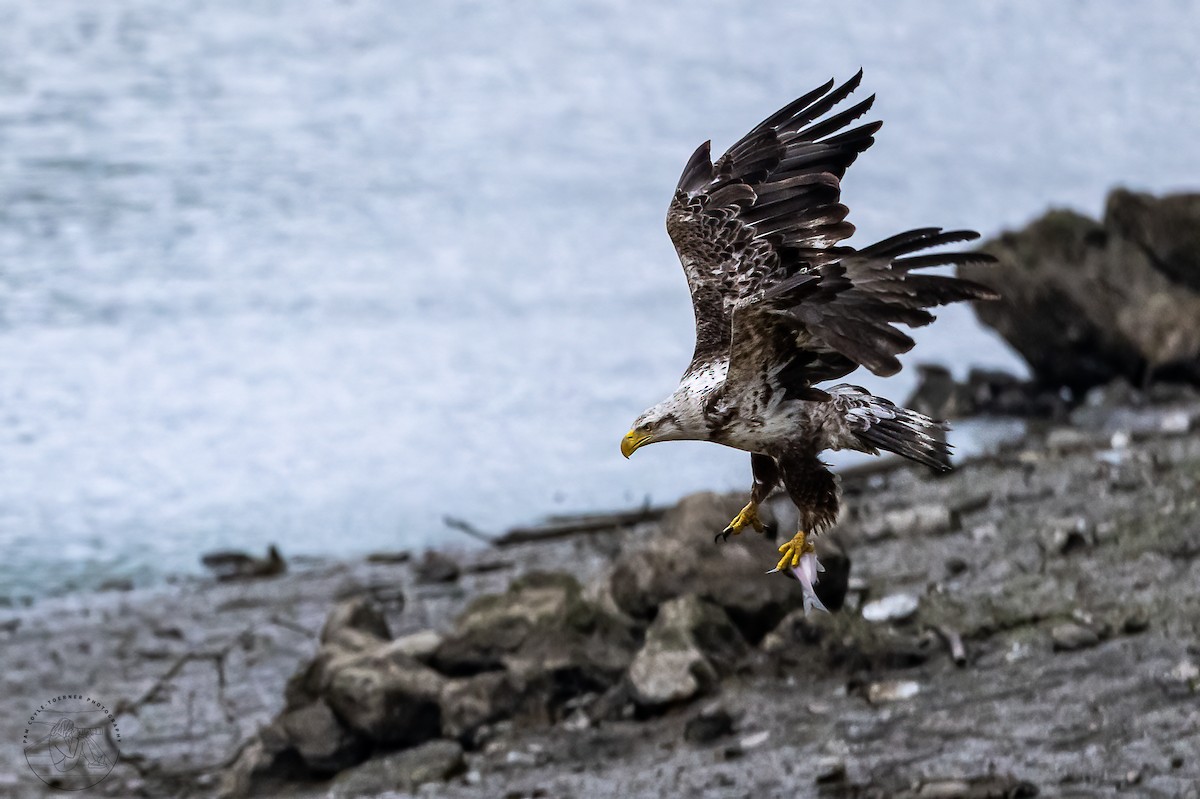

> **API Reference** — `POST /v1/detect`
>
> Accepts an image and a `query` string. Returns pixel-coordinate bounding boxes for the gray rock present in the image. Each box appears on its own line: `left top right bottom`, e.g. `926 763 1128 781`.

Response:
330 739 465 796
325 652 445 746
1105 188 1200 292
1038 516 1093 555
432 572 636 689
683 705 734 743
961 190 1200 392
627 594 747 710
278 700 367 774
439 671 522 742
381 629 443 663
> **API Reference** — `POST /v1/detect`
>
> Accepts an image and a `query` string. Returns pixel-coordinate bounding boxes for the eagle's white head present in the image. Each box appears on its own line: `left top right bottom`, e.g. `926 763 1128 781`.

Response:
621 369 720 457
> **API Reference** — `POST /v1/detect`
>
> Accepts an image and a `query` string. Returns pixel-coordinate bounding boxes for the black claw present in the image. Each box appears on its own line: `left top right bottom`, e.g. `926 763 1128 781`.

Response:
715 527 733 543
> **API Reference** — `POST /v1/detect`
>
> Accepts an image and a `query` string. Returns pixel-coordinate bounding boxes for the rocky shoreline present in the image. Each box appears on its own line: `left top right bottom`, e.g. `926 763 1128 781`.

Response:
3 386 1198 799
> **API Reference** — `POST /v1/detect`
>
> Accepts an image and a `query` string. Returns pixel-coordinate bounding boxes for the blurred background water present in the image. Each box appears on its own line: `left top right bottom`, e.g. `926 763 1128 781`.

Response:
0 1 1196 597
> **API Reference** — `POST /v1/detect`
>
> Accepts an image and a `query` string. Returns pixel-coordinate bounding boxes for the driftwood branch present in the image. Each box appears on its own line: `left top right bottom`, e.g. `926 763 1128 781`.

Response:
442 515 495 543
934 624 968 667
494 505 667 546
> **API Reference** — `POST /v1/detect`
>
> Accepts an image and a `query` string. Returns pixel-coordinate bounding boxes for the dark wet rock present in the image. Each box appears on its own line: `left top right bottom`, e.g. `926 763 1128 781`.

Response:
814 756 847 784
763 608 935 673
906 364 1066 419
439 671 523 743
415 550 462 584
201 544 287 581
944 556 969 577
609 493 839 641
97 577 135 592
329 739 465 797
906 364 973 420
277 700 367 774
1121 611 1150 635
961 189 1200 393
365 550 411 564
628 594 748 710
1105 188 1200 292
683 704 734 743
1051 621 1101 652
325 651 445 746
1037 516 1093 556
431 572 637 721
320 596 392 648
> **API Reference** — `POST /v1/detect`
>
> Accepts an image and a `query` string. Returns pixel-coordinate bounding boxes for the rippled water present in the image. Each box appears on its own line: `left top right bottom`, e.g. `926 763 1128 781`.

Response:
0 1 1195 596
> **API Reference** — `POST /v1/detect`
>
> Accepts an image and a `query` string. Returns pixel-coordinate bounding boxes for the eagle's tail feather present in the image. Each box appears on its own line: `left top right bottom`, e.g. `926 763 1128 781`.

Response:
834 385 952 471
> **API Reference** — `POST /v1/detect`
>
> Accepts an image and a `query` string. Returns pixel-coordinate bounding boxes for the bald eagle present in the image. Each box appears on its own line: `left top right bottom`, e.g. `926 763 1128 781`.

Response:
621 72 997 612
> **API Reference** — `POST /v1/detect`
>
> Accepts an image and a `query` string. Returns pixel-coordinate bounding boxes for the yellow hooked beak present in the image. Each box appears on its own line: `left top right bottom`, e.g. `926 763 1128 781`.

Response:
621 429 652 458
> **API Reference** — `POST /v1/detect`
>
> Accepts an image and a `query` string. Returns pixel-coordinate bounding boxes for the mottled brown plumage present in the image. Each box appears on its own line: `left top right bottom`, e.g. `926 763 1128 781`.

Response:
623 73 997 607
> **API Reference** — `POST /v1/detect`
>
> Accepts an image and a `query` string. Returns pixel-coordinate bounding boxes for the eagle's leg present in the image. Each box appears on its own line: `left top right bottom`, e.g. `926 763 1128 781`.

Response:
772 452 840 614
717 453 779 542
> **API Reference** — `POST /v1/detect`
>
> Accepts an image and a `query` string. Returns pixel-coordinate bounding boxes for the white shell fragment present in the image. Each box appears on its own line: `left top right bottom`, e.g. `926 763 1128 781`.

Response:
861 593 919 623
867 680 921 703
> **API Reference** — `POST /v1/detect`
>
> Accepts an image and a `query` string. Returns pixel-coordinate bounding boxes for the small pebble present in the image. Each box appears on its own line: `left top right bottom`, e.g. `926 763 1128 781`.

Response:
1160 410 1193 434
1122 613 1150 634
862 593 919 623
867 679 920 703
918 780 972 798
738 730 770 749
684 707 733 744
1051 622 1100 651
814 757 846 784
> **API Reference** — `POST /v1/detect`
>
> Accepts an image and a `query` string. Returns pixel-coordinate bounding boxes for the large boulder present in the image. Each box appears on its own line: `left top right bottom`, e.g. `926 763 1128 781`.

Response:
961 189 1200 393
609 493 850 642
627 594 748 711
276 700 368 775
324 650 444 747
430 572 639 721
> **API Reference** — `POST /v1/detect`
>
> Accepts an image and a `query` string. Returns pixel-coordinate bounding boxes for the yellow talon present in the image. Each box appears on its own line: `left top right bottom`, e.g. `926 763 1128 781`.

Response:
776 530 815 572
716 501 766 543
726 502 764 536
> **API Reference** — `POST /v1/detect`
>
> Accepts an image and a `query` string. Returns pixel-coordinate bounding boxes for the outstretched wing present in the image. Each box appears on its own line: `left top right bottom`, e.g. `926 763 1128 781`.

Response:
667 71 879 372
666 72 997 399
724 228 998 404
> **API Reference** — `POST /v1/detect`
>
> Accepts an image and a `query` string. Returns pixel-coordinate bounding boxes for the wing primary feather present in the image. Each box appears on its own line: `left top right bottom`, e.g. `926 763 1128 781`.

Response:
892 252 997 271
676 140 713 193
777 69 865 134
798 95 877 142
747 78 836 135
